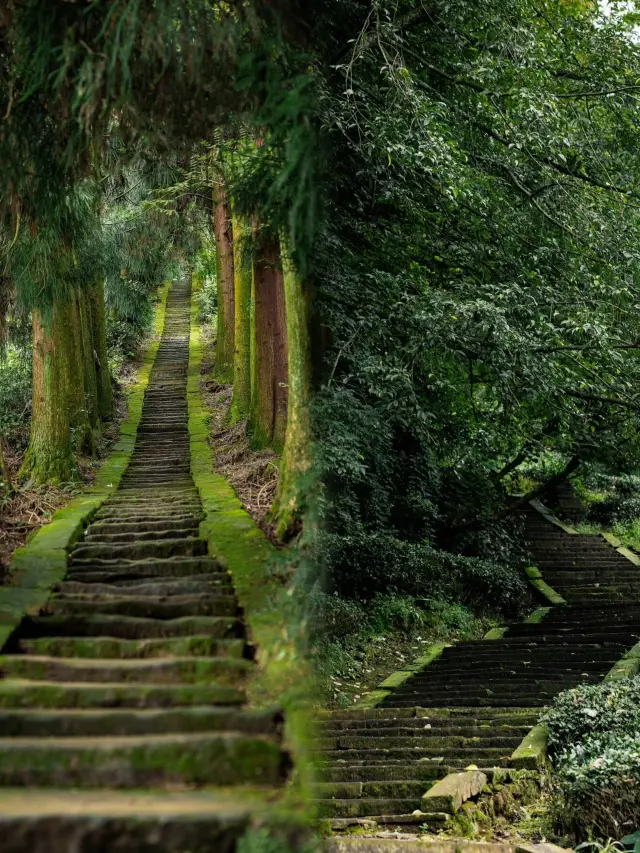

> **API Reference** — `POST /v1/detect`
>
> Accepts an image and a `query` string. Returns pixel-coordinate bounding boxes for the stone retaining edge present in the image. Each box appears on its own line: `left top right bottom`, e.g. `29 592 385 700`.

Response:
187 275 315 805
0 282 170 651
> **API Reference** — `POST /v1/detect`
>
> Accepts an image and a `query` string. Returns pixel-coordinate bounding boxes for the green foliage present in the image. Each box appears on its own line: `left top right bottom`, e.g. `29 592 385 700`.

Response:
238 828 318 853
0 355 31 449
318 529 526 611
307 0 640 624
542 677 640 755
543 678 640 839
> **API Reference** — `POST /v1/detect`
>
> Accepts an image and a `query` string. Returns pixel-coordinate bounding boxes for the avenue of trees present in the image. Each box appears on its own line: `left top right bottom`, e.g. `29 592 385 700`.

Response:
2 3 640 833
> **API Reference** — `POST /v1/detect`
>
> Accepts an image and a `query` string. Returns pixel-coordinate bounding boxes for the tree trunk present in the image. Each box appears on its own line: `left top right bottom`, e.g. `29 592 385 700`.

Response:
271 235 311 540
230 206 252 423
249 230 289 450
213 181 235 383
20 302 78 485
78 287 99 429
0 435 12 492
68 290 94 455
91 279 113 420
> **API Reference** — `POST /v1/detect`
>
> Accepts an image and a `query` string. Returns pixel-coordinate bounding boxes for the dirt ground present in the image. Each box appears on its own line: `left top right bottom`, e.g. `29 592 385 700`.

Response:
199 325 281 544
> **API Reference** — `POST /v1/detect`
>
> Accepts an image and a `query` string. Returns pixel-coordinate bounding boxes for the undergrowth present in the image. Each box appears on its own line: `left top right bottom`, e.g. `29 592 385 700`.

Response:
311 592 495 707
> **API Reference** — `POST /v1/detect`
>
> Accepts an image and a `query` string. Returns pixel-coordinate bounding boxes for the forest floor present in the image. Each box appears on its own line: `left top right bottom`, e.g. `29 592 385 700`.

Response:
199 324 281 544
0 345 150 583
319 608 498 709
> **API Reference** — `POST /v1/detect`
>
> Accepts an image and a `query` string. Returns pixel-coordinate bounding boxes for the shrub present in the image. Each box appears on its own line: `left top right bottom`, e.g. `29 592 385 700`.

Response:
318 530 527 614
587 475 640 525
555 733 640 839
542 678 640 839
542 677 640 755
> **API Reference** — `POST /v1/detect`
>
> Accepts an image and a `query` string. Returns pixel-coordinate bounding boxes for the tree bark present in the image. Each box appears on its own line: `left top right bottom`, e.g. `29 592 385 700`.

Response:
68 289 94 455
271 235 311 540
0 435 12 492
230 206 252 423
20 302 78 485
91 279 113 420
213 181 235 383
249 230 289 450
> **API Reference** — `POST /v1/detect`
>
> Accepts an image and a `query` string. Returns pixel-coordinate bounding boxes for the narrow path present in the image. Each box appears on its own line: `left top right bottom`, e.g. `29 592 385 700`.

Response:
314 503 640 822
0 280 289 851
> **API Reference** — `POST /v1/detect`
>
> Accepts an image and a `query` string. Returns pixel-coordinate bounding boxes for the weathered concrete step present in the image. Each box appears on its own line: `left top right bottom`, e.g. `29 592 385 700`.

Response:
0 655 251 685
383 697 549 708
45 594 238 619
84 527 200 543
67 557 220 579
316 780 428 800
320 747 508 759
57 579 233 597
315 799 419 819
0 732 286 787
322 764 445 783
28 614 241 640
0 706 280 737
322 707 537 721
320 724 532 739
314 735 523 750
0 789 266 853
0 679 246 708
71 538 208 562
94 508 203 522
17 635 245 659
89 518 203 534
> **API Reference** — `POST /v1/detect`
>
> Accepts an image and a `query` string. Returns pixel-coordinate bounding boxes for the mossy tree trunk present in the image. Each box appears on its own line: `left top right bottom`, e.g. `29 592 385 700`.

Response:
271 236 312 540
90 279 113 420
20 300 79 485
77 287 99 429
213 181 235 383
68 289 95 456
230 205 252 423
249 229 289 450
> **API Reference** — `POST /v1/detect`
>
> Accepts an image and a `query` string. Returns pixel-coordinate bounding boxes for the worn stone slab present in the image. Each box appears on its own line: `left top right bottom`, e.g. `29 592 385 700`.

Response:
421 769 487 814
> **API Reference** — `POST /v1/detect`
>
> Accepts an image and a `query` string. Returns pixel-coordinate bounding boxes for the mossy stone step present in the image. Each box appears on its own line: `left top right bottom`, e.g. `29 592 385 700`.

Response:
17 635 245 659
0 789 268 853
316 780 429 800
320 725 532 739
0 655 252 685
45 594 238 620
315 798 420 819
0 679 246 709
71 538 208 562
89 518 204 534
315 735 523 751
57 579 233 597
0 732 286 787
84 528 200 544
322 765 446 783
28 613 241 640
321 747 508 760
0 706 281 737
67 557 221 578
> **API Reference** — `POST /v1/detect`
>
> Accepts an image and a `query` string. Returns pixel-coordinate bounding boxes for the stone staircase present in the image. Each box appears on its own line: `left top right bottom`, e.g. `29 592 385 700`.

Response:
314 503 640 823
0 280 289 851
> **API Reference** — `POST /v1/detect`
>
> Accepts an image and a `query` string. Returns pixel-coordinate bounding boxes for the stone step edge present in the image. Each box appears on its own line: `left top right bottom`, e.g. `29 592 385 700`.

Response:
0 281 171 653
